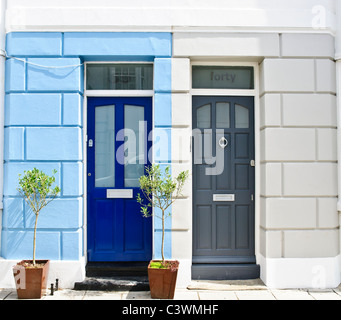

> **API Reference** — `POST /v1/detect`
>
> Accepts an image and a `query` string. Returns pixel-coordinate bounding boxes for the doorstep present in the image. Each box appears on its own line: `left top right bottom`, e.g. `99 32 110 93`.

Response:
187 278 267 291
74 276 150 291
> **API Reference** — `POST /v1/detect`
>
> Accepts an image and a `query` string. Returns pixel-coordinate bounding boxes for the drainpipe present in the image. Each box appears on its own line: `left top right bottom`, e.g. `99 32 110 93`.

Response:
0 0 6 255
336 0 341 210
336 0 341 272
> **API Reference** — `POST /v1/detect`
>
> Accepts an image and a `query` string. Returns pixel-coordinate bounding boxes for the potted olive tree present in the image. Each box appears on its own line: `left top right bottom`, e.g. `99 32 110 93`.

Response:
137 164 189 299
13 168 60 299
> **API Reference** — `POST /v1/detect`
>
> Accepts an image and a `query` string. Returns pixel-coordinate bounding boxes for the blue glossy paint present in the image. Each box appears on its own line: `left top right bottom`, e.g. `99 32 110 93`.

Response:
63 32 172 57
2 31 173 262
87 97 153 262
6 32 63 57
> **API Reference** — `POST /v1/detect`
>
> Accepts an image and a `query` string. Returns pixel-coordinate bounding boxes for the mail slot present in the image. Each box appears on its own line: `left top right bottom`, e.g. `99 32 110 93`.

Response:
107 189 133 199
213 194 235 202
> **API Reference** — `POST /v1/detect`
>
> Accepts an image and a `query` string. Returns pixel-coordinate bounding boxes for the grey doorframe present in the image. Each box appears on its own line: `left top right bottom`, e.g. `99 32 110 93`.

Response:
191 95 259 280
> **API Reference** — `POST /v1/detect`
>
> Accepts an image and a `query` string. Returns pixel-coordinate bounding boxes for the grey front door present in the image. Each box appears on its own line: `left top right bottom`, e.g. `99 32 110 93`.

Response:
192 96 258 279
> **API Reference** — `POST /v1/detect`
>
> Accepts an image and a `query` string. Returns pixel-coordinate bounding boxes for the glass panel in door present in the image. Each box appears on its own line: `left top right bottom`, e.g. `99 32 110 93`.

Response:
124 105 145 187
216 102 230 128
235 104 249 128
95 105 115 188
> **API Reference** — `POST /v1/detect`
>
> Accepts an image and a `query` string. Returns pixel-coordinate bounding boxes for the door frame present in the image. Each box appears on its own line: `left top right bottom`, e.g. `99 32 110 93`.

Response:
83 61 155 263
190 61 260 266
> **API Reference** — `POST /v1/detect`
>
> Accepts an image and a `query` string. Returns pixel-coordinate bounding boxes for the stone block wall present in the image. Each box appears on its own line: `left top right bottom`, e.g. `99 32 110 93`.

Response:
259 33 339 261
1 31 173 263
2 36 84 260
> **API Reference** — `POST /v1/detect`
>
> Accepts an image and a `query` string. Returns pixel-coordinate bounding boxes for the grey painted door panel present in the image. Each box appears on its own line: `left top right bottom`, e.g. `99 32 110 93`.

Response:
192 96 255 264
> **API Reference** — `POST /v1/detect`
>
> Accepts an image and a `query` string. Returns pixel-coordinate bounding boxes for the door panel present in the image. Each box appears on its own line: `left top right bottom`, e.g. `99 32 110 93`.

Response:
192 96 255 264
87 97 152 262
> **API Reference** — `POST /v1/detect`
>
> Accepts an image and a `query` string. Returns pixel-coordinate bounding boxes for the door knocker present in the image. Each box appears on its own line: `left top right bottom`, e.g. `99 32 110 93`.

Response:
219 137 228 149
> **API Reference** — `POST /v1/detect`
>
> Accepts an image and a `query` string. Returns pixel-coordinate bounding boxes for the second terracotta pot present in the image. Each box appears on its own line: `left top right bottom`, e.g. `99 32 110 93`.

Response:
147 260 179 299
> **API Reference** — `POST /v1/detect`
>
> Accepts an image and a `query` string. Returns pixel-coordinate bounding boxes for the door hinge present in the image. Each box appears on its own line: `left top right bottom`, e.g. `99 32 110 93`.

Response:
250 160 255 167
251 194 254 201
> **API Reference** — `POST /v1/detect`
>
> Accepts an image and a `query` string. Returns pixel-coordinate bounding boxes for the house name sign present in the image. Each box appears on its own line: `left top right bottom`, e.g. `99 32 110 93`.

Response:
192 66 254 90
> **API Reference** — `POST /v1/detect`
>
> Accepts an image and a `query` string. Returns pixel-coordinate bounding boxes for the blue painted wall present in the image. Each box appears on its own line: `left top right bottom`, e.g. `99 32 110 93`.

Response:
2 32 173 262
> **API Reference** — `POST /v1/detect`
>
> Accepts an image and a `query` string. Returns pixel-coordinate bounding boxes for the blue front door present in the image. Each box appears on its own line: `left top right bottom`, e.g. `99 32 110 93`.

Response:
87 97 152 262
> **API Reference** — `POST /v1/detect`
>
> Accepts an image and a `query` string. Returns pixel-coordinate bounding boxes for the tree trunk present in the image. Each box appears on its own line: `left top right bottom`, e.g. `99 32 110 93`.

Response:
161 209 165 264
33 213 39 266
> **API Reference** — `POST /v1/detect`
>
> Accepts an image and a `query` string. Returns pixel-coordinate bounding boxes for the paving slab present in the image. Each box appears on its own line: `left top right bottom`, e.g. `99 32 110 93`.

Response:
198 290 238 300
123 291 153 300
174 289 199 300
43 289 86 300
235 290 276 300
187 278 267 291
83 291 123 300
270 289 314 300
307 289 341 300
0 289 12 300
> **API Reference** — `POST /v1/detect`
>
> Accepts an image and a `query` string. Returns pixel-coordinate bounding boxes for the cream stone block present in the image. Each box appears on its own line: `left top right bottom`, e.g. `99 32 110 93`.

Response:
172 230 192 260
172 198 191 230
283 163 337 196
282 94 336 127
260 229 282 258
317 128 337 161
281 34 335 58
171 127 191 162
261 128 315 161
283 230 339 258
264 198 316 229
260 59 315 93
173 33 279 57
316 59 336 93
260 94 281 128
172 93 191 127
260 163 282 196
318 198 338 229
171 58 190 92
172 162 191 198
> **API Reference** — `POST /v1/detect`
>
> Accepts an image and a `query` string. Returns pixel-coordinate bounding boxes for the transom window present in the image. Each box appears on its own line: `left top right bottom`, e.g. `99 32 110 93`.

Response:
192 66 254 90
86 63 153 90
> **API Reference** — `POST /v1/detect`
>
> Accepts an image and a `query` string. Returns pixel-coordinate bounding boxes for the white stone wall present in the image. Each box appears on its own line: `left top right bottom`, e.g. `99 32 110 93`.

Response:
171 31 339 288
259 34 339 287
5 0 336 33
171 58 192 287
260 34 338 258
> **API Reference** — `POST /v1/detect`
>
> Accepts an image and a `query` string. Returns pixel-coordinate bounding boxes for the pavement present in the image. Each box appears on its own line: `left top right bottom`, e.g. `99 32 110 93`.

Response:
2 279 341 300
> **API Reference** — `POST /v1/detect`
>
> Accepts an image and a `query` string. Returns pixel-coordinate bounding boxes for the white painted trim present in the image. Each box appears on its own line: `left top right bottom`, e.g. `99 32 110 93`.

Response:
84 61 155 97
175 258 192 289
83 61 155 264
190 61 258 97
259 254 341 289
190 89 256 97
85 90 155 97
5 3 336 34
189 60 261 272
0 257 86 289
82 96 88 262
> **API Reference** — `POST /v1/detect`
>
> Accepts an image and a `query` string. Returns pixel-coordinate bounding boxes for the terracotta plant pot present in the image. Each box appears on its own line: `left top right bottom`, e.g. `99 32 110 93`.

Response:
147 260 179 299
13 260 50 299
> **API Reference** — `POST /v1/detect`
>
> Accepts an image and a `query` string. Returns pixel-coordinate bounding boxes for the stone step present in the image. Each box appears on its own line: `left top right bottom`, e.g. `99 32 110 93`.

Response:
86 262 149 277
192 263 261 280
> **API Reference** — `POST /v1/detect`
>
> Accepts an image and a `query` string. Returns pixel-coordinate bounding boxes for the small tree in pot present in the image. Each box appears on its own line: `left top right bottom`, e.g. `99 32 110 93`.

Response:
137 164 189 299
13 168 60 299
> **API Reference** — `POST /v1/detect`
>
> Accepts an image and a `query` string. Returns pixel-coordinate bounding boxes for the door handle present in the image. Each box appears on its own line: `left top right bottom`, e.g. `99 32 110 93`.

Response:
219 137 228 149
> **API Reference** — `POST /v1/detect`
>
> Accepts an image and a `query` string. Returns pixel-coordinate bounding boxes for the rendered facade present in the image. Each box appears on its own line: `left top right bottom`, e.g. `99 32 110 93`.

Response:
0 0 340 289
